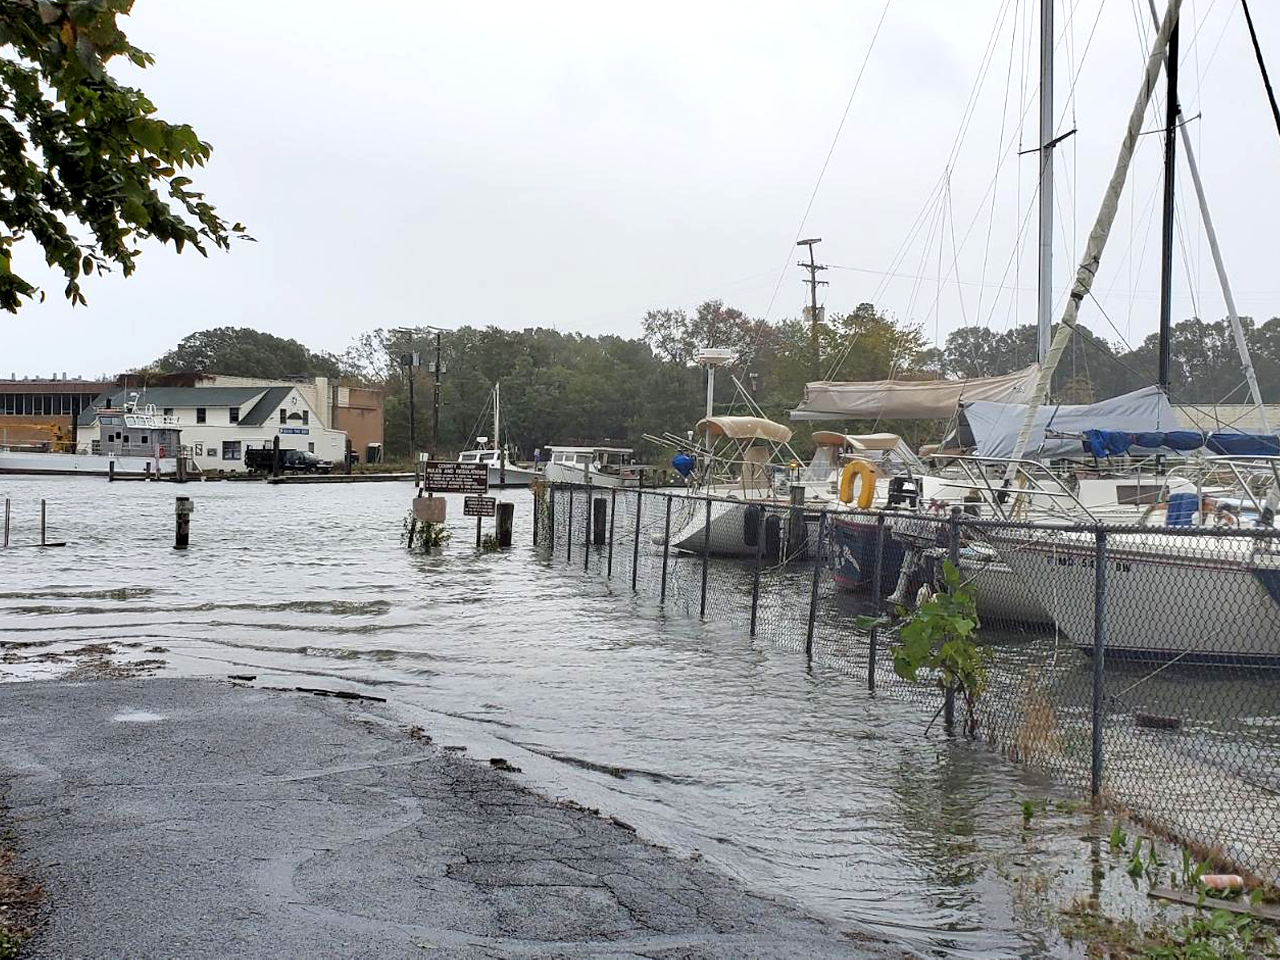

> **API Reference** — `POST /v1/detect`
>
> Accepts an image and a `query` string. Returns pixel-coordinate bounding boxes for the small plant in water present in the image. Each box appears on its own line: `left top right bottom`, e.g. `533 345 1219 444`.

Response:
401 512 451 552
889 561 991 738
1109 821 1128 853
479 533 501 553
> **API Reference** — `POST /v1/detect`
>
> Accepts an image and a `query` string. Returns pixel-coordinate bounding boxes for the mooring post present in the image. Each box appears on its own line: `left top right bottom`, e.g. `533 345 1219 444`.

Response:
3 498 9 548
699 497 712 619
475 513 482 548
583 485 592 571
750 509 764 636
660 494 672 604
174 496 192 550
1092 527 1108 799
869 513 886 691
532 487 541 547
805 513 826 661
631 489 642 591
144 461 152 482
496 501 514 548
943 507 961 733
606 489 617 577
566 488 574 564
108 460 115 482
592 496 607 547
40 499 46 547
272 435 281 479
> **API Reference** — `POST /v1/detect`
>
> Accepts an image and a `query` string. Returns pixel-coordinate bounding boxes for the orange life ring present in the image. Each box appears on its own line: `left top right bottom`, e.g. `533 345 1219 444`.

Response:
158 445 166 459
838 460 877 509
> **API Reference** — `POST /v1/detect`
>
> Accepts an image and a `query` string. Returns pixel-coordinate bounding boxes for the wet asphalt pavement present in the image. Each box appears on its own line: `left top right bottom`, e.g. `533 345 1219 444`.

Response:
0 678 893 959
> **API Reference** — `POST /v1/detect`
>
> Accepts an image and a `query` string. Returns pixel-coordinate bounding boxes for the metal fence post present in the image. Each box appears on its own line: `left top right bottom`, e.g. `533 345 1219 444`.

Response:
660 495 672 604
1092 527 1108 799
532 487 540 547
40 499 46 547
546 484 555 548
750 509 764 637
566 488 573 564
869 513 886 691
607 488 617 578
805 513 826 661
699 497 712 619
632 489 642 591
944 507 961 733
583 484 592 572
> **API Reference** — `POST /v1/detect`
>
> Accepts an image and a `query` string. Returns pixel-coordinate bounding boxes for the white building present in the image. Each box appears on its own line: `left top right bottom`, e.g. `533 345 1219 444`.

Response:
77 384 347 471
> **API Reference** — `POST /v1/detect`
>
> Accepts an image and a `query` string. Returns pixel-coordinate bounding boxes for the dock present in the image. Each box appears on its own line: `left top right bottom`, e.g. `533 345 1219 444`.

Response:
266 472 417 484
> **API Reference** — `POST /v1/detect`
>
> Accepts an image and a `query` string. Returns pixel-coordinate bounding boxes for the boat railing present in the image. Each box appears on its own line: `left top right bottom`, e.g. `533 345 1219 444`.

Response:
924 455 1101 523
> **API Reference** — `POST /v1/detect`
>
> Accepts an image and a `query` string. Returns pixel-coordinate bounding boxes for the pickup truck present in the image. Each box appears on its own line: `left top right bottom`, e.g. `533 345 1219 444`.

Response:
244 447 333 474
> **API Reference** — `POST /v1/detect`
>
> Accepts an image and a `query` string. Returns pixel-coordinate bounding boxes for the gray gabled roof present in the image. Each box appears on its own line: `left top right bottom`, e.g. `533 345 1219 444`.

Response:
76 386 268 426
238 386 295 426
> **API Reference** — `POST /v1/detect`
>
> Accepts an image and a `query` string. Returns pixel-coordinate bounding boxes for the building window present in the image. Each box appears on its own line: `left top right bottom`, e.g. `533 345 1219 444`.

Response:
222 441 241 461
141 435 149 445
308 442 315 453
196 407 206 424
194 442 203 456
163 407 173 417
229 406 240 424
279 409 287 424
206 447 217 458
301 410 309 425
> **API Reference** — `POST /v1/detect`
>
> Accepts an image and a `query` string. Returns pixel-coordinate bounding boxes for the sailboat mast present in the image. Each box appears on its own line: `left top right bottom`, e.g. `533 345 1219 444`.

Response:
1157 16 1180 391
1143 0 1270 433
1037 0 1055 365
1005 0 1182 477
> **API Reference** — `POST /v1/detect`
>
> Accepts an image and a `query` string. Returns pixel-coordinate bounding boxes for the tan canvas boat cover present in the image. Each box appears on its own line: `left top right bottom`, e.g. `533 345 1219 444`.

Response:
790 365 1038 421
695 415 793 442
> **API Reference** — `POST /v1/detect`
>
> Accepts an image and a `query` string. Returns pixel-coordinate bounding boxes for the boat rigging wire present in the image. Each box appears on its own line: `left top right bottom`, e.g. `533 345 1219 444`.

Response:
758 0 894 325
1240 0 1280 149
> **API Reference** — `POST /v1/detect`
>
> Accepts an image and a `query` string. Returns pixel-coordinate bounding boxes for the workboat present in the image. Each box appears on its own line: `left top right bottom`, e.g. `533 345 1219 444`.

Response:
543 446 641 488
457 381 538 487
0 400 197 478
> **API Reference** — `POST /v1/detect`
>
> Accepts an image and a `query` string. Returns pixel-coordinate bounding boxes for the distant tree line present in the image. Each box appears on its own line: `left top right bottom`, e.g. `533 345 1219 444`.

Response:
144 306 1280 459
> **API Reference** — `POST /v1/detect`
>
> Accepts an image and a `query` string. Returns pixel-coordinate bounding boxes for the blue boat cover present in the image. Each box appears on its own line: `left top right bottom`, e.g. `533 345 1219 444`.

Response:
1081 428 1279 458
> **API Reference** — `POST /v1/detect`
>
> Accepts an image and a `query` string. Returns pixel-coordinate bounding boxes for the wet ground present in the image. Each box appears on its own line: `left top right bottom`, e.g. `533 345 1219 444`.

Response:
0 476 1214 957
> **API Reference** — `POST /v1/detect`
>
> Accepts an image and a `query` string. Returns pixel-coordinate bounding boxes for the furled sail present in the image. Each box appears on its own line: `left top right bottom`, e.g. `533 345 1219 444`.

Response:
790 366 1038 421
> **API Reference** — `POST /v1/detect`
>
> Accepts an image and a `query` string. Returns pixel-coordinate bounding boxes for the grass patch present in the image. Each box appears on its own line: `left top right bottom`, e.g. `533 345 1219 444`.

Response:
0 843 40 959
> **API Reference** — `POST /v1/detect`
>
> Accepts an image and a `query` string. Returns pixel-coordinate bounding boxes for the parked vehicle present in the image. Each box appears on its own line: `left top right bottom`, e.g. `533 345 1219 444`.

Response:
244 447 332 474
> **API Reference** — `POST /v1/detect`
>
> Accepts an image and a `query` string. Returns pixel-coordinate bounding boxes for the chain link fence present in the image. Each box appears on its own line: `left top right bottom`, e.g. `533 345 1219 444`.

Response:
533 480 1280 887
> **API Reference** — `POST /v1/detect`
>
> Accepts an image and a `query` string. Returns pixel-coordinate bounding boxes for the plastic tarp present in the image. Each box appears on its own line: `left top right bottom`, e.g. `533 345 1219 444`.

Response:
790 365 1038 421
959 386 1177 459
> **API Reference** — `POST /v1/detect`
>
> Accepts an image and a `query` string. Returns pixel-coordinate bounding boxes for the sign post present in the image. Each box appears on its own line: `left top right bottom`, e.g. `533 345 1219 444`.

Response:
413 462 490 541
464 494 497 547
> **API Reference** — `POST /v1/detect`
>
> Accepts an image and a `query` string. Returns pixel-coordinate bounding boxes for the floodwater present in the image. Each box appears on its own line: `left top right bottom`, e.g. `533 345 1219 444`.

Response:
0 476 1194 958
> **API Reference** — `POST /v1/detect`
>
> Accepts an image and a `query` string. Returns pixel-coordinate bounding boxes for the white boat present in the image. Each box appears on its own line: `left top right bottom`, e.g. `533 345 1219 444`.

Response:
456 448 537 488
0 402 196 478
997 526 1280 664
543 446 641 488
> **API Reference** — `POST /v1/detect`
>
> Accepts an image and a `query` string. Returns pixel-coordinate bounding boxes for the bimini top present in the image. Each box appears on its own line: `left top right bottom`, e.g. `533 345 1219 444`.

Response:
695 416 793 443
546 445 633 454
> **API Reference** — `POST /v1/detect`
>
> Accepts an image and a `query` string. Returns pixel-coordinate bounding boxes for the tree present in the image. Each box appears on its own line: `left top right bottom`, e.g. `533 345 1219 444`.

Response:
0 0 248 312
155 327 341 379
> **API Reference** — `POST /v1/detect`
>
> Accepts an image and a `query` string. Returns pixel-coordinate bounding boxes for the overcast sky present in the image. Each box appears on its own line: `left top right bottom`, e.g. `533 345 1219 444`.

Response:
7 0 1280 378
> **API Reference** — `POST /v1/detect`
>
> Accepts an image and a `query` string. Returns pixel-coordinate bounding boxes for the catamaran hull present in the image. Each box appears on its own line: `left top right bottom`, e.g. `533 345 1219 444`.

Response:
0 450 179 477
1005 533 1280 664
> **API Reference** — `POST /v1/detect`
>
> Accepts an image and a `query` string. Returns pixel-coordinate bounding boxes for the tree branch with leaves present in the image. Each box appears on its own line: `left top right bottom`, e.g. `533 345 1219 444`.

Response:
0 0 249 312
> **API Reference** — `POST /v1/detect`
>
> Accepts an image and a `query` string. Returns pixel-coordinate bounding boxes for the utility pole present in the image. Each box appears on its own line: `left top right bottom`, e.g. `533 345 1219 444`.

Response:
400 348 421 459
1157 15 1180 392
432 330 442 458
797 238 827 380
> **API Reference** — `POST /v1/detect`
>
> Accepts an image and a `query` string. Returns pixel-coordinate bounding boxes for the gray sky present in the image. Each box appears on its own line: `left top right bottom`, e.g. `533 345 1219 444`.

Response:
7 0 1280 378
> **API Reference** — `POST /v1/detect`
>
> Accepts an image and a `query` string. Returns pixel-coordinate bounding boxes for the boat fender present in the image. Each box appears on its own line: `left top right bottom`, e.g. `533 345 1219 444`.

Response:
763 514 781 561
838 460 877 509
743 505 762 548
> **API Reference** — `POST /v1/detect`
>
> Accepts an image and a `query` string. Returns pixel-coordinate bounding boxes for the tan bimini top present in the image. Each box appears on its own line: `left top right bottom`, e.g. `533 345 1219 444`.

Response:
695 416 793 443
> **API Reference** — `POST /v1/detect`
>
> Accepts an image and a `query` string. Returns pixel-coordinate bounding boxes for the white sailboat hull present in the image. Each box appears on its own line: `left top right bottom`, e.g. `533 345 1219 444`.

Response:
543 462 638 488
1001 530 1280 664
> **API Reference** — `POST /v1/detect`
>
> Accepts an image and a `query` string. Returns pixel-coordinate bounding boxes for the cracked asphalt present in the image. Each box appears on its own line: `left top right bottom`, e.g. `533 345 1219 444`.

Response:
0 678 895 958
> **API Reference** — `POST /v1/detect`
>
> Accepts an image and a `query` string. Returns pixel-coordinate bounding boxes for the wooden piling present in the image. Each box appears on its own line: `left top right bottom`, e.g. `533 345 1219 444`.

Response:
497 501 514 548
